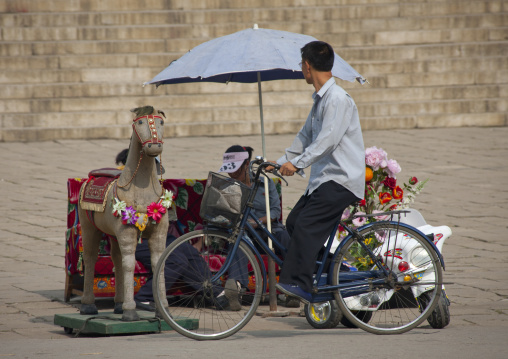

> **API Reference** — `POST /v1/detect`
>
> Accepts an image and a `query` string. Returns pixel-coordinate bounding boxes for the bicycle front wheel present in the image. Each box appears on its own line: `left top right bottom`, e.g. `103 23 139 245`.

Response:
153 229 262 340
332 222 443 334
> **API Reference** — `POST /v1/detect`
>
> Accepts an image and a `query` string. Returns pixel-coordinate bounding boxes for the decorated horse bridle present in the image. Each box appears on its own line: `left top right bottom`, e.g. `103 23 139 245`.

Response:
117 115 164 189
132 114 164 147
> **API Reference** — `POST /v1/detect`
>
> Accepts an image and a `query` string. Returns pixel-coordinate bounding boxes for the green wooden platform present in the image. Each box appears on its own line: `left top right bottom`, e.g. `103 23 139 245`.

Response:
54 311 198 335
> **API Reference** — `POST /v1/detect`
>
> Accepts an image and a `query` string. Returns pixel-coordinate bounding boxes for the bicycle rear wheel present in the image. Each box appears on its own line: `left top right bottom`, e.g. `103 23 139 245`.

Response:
153 229 262 340
332 222 443 334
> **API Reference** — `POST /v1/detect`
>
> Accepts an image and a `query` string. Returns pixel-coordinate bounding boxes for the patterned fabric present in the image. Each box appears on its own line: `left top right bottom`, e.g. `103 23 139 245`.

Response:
65 177 283 297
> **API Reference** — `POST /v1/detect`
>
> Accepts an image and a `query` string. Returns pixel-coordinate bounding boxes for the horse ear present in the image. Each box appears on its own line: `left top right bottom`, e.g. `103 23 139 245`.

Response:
158 110 166 118
130 106 154 118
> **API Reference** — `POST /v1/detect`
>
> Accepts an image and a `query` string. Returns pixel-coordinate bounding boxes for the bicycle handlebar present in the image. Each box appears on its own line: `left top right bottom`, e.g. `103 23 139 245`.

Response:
249 156 287 186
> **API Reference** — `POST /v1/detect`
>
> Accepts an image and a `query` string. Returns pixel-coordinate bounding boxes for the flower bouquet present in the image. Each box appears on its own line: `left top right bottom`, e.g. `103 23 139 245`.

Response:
339 146 428 270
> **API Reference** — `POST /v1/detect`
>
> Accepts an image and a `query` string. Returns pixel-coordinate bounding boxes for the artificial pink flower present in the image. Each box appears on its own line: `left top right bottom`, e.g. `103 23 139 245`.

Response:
147 202 166 223
372 210 389 221
385 159 401 178
341 208 351 220
365 146 388 171
375 230 389 243
352 212 367 227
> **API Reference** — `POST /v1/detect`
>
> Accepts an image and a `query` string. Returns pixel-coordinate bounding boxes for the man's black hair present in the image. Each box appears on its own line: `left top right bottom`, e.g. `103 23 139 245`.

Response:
300 41 334 72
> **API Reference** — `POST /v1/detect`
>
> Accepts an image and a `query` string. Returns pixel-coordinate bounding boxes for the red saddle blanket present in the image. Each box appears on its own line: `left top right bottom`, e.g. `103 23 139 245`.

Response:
80 168 120 212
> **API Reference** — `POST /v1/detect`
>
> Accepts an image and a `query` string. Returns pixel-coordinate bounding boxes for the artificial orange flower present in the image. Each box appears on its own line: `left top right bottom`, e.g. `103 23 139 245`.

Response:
379 192 392 204
392 186 403 200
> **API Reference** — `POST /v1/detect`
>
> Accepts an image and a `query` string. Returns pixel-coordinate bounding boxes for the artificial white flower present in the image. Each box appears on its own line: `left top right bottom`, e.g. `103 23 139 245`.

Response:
160 190 174 208
112 198 127 214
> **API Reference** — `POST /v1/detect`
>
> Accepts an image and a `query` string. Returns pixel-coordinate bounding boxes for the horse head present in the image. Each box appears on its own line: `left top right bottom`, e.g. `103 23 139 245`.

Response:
131 106 166 157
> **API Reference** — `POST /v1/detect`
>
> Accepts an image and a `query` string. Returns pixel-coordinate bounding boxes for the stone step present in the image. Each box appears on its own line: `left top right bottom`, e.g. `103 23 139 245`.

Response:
1 0 496 15
3 36 505 61
2 53 505 89
0 118 304 142
2 111 506 143
8 50 504 79
0 93 311 116
352 84 508 103
2 52 505 86
3 60 506 92
0 105 310 131
0 39 167 56
1 9 401 28
1 80 506 119
360 112 507 130
341 41 508 62
353 56 507 75
3 7 506 30
2 74 506 104
1 95 505 128
2 20 506 47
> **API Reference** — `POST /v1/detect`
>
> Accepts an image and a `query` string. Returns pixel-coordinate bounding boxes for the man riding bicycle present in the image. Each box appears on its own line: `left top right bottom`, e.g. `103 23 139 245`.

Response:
274 41 366 303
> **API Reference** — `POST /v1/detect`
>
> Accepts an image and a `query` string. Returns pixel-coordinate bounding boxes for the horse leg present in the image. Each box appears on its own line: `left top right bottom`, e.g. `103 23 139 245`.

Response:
117 232 139 321
109 240 124 314
80 224 101 315
149 224 170 314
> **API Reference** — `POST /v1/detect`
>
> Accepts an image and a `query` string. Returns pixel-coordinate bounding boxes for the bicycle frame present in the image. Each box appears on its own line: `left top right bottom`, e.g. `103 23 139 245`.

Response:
207 198 285 294
206 162 445 303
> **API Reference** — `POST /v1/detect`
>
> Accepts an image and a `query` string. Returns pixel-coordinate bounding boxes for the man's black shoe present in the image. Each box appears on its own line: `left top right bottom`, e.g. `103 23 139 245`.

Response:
276 283 312 304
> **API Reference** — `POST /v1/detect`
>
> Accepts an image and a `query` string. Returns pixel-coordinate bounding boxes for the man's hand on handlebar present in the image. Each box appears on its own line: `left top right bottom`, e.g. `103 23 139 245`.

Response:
257 160 289 186
279 162 298 176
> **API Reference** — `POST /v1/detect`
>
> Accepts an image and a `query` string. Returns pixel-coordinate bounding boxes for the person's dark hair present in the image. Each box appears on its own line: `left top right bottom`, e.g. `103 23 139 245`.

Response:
300 41 334 72
116 148 129 166
225 145 254 167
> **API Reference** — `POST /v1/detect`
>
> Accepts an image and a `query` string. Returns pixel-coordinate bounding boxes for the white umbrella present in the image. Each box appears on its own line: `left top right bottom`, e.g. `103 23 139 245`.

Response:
145 25 365 157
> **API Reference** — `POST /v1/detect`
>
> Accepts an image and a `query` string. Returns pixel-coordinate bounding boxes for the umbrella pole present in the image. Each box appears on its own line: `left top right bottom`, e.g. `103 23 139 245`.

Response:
257 73 280 313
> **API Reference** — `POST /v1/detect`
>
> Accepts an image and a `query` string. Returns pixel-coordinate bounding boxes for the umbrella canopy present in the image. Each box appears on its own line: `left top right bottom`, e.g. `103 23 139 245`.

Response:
145 26 365 86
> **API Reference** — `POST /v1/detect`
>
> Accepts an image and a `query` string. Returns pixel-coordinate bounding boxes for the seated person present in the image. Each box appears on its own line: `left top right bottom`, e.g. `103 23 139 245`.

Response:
134 232 242 312
219 145 291 255
116 147 165 174
219 145 299 308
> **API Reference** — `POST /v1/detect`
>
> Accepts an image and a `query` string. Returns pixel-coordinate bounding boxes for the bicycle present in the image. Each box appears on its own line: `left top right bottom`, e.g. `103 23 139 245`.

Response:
153 157 445 340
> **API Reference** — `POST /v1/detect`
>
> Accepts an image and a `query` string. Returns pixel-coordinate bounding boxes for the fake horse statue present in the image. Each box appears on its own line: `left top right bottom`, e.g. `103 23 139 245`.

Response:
78 106 170 321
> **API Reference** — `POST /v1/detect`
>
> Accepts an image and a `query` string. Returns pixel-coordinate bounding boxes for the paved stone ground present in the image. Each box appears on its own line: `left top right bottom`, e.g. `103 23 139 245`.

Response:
0 127 507 358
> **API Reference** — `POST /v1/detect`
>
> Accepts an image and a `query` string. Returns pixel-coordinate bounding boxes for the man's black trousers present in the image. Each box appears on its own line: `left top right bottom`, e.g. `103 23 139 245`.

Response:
279 181 358 292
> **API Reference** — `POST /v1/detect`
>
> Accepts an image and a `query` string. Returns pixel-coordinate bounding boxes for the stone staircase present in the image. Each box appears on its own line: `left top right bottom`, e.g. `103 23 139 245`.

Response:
0 0 507 141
